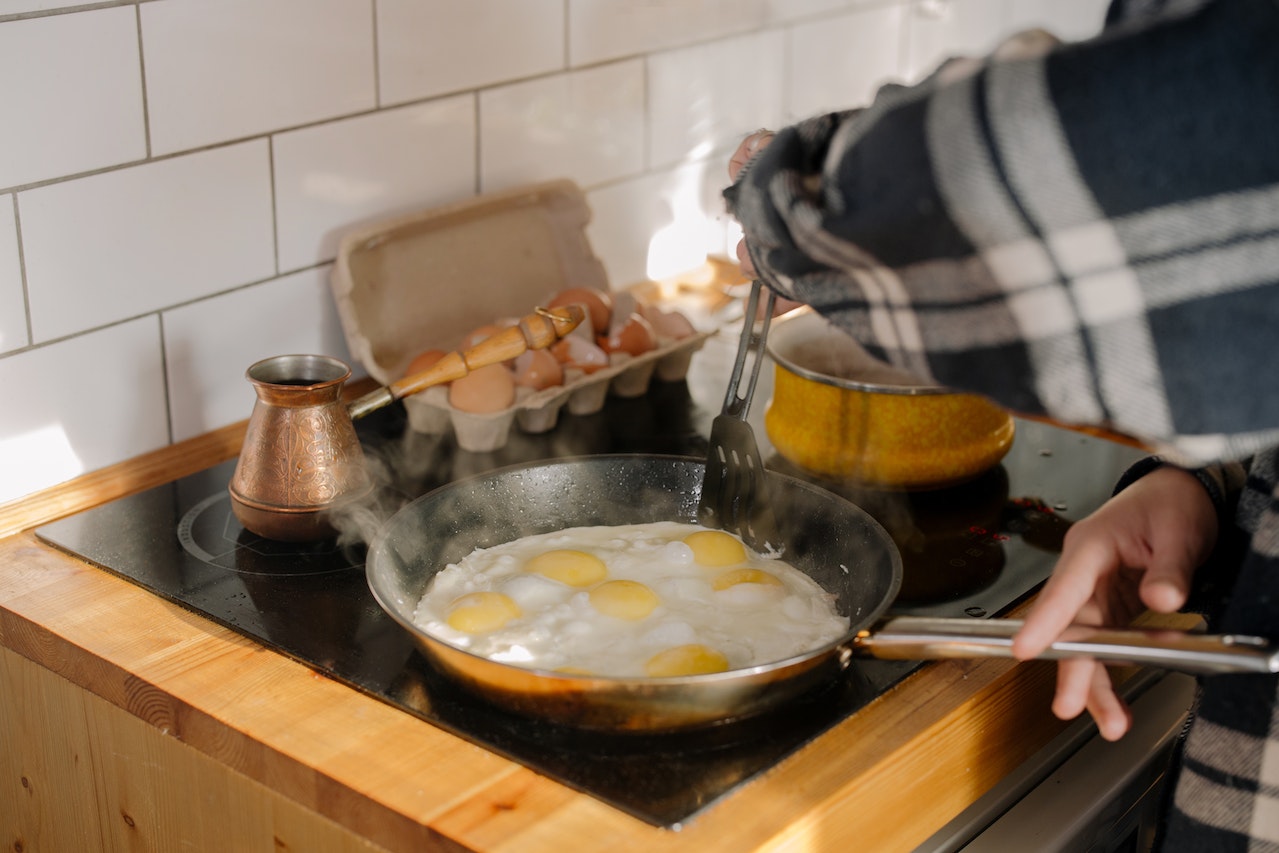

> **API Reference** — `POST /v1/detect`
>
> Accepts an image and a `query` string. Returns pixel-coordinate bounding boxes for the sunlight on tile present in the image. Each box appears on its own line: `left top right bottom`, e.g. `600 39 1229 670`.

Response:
645 172 716 282
0 422 82 503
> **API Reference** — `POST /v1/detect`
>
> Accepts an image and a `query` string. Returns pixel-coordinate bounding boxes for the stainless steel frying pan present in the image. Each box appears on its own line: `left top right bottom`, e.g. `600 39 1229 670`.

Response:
365 455 1277 732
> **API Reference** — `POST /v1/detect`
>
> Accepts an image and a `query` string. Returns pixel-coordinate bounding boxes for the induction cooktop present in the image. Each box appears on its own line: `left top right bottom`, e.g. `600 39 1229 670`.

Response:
34 334 1146 828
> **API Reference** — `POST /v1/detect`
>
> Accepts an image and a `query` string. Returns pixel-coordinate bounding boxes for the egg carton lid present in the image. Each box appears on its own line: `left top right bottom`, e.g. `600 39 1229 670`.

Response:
331 179 610 386
330 179 715 451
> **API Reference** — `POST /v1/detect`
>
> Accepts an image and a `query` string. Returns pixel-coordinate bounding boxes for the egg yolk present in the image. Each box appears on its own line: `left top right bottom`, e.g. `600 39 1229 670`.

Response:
523 549 608 587
684 530 747 567
446 592 522 633
711 568 784 591
588 580 659 621
644 644 730 677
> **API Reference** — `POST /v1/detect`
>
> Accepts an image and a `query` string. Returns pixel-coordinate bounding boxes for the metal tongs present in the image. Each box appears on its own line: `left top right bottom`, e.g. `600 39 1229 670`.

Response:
697 280 781 552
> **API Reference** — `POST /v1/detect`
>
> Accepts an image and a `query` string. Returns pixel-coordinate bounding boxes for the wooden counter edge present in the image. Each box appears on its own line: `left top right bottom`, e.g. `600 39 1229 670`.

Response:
1 523 1113 853
0 410 1166 853
0 421 248 541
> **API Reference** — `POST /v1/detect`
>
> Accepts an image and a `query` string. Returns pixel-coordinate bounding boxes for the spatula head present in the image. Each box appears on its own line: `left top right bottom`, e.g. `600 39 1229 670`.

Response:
697 415 781 552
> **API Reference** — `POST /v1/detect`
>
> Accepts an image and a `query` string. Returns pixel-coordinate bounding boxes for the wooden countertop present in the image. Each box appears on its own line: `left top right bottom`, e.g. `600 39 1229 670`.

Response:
0 417 1147 852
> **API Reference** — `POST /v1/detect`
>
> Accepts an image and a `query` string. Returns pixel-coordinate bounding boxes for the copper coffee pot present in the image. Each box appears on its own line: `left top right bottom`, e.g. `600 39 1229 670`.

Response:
228 305 585 542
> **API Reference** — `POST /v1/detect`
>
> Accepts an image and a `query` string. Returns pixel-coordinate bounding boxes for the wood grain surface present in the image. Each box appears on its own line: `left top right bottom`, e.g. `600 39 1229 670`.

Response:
0 405 1176 852
1 520 1088 853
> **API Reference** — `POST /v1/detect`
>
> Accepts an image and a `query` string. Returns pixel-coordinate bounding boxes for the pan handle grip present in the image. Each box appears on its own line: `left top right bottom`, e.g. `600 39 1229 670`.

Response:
852 616 1279 676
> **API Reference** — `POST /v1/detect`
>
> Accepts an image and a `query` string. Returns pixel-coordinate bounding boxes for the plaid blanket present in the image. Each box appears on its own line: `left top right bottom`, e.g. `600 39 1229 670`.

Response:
725 1 1279 848
1159 448 1279 851
726 0 1279 468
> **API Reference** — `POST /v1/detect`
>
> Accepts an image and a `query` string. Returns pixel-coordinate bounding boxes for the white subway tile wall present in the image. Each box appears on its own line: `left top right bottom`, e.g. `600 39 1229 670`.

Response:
766 0 879 25
567 0 763 67
0 317 169 501
0 0 1108 505
272 96 477 272
647 31 787 171
0 199 24 355
786 4 909 122
162 266 353 443
479 59 646 193
587 158 729 286
0 7 146 188
377 0 565 106
141 0 377 156
20 141 276 342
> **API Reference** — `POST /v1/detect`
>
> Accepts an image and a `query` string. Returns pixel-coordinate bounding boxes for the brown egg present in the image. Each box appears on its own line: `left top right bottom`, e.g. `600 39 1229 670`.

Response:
638 304 697 341
550 335 610 373
403 348 447 379
460 323 506 351
512 348 564 390
599 312 657 357
548 287 613 336
448 363 516 413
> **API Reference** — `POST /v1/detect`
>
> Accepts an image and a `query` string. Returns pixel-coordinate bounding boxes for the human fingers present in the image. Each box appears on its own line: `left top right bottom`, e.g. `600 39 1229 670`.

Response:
1139 570 1190 614
1133 466 1216 614
1137 530 1202 614
1011 532 1117 660
1083 664 1132 741
735 238 757 278
1050 657 1096 721
1051 658 1131 740
728 129 774 181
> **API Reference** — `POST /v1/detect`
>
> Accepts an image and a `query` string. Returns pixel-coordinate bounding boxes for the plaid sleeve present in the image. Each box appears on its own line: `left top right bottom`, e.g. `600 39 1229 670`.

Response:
1161 447 1279 845
726 0 1279 466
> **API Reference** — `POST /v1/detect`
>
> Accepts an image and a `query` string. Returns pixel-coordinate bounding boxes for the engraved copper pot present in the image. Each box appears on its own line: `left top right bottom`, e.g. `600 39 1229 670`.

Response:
229 354 370 542
229 306 585 542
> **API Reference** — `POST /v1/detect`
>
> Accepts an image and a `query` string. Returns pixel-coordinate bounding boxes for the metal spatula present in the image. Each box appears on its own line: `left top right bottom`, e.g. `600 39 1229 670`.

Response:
697 280 781 552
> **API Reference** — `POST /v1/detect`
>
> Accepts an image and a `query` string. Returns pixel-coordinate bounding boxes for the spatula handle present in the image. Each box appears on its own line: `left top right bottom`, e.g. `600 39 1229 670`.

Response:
721 280 776 419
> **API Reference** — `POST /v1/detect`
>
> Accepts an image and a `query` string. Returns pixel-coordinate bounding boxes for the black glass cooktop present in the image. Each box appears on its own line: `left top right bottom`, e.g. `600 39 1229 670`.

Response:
34 332 1146 828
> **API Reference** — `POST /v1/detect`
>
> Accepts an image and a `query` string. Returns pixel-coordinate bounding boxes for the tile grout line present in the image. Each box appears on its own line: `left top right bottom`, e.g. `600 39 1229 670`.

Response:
134 0 152 161
11 193 33 349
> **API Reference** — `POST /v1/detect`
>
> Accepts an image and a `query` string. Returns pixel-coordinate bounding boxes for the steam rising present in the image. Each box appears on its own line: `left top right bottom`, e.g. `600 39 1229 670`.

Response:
320 413 637 552
324 438 421 550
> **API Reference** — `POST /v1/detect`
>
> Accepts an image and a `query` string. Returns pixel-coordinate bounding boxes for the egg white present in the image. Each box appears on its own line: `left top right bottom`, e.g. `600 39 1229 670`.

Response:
411 521 848 677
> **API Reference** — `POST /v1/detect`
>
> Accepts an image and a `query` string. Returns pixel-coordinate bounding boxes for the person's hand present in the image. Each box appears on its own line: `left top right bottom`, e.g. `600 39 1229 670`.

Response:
728 130 774 278
728 129 773 182
1011 465 1218 740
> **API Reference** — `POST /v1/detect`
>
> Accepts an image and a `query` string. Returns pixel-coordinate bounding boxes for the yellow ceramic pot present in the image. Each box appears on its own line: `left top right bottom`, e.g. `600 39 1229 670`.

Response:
764 310 1015 489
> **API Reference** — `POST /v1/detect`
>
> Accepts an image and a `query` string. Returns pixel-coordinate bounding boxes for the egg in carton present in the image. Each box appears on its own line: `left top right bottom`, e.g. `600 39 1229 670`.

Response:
391 290 710 452
331 179 711 452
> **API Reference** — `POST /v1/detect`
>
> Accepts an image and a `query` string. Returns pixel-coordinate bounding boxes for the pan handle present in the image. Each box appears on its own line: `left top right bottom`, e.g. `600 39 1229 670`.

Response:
851 616 1279 676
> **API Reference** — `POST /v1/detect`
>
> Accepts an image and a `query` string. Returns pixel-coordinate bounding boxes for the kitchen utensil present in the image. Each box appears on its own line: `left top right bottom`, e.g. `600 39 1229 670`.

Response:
228 305 584 542
365 455 1277 733
766 308 1015 488
696 280 780 551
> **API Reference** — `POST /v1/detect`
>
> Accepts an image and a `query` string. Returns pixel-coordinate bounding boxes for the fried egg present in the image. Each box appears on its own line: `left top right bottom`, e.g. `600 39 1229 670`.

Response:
411 521 848 677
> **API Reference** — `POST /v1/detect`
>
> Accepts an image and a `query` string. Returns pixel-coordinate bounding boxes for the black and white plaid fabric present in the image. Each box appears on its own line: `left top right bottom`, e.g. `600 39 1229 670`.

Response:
726 1 1279 847
727 0 1279 468
1156 449 1279 850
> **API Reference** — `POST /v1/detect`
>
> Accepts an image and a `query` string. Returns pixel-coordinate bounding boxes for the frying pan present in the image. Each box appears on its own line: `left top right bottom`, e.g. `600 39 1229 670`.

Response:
366 455 1278 732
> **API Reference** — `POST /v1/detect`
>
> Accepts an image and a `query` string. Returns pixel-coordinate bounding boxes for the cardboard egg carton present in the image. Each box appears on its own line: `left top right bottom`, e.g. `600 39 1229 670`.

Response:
331 179 712 452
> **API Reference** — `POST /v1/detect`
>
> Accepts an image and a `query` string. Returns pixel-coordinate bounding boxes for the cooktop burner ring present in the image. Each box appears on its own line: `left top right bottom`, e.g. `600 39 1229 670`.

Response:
177 492 364 577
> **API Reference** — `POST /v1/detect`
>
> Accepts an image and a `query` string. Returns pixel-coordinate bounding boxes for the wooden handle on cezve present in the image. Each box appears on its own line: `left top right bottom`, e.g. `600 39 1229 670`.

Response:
346 304 586 420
